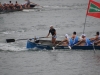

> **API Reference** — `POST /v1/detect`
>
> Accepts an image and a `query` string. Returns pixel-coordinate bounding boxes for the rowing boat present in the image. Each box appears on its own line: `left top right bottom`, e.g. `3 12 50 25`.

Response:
26 39 100 50
6 38 100 50
0 4 37 14
0 9 23 14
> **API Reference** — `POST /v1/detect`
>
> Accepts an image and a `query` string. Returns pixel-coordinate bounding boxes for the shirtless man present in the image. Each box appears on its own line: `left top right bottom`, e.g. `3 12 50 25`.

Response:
3 3 9 11
9 1 15 10
0 2 4 11
90 32 100 46
61 34 69 46
15 1 23 10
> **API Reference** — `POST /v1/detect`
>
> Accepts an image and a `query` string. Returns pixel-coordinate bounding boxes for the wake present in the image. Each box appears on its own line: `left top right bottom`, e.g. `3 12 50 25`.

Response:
0 43 27 51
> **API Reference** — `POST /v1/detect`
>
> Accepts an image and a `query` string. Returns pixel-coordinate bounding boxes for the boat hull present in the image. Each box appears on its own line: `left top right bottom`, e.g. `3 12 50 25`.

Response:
26 40 100 50
0 4 36 14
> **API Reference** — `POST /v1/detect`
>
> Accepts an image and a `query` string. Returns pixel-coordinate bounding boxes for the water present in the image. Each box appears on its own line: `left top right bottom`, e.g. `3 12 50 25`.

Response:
0 0 100 75
0 50 100 75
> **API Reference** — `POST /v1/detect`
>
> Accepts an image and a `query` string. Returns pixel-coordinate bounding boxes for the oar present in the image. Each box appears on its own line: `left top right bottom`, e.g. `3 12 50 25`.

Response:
92 43 96 53
6 39 27 43
52 41 62 50
6 37 46 43
52 41 71 50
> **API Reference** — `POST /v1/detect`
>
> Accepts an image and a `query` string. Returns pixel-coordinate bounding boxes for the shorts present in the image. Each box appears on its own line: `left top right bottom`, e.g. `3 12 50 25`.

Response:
52 35 57 38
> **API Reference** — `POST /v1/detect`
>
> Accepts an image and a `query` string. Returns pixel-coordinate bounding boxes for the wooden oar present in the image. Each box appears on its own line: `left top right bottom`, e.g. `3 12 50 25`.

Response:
92 43 96 53
6 37 47 43
52 41 71 50
6 39 27 43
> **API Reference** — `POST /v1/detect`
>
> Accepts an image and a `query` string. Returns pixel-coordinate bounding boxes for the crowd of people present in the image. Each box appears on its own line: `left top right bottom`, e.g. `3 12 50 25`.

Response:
0 0 37 12
46 26 100 46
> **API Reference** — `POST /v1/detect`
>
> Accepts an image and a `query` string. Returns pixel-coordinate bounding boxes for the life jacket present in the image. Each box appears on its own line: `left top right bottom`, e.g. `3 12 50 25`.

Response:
69 36 79 46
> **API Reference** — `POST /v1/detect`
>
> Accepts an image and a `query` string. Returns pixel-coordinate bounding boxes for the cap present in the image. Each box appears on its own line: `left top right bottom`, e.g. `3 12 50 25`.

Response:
50 25 53 27
65 34 69 38
81 34 86 37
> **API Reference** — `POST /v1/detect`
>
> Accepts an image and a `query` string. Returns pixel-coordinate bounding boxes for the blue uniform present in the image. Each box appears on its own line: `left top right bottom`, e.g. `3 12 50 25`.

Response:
85 38 91 46
69 36 79 46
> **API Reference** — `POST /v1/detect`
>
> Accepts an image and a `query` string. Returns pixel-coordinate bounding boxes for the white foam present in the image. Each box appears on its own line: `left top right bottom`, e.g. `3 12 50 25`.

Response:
22 9 35 12
1 30 25 35
0 43 27 51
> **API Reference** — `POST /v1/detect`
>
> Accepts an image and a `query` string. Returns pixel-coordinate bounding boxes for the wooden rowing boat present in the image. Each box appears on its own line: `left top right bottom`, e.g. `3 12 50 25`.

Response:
0 4 37 14
26 40 100 50
0 9 23 14
5 38 100 50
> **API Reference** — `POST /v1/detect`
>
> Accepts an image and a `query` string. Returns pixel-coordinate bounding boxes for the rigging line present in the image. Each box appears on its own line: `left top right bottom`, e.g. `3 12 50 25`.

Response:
83 15 87 34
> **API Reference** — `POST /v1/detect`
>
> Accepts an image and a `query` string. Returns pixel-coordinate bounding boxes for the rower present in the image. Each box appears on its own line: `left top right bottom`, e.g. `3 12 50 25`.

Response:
95 40 100 46
75 34 91 46
53 33 69 47
0 2 4 11
60 34 69 46
90 31 100 46
69 31 79 46
15 1 23 10
9 1 15 10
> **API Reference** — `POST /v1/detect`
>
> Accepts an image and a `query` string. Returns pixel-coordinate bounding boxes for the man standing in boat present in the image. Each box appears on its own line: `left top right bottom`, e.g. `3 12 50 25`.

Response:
46 25 57 45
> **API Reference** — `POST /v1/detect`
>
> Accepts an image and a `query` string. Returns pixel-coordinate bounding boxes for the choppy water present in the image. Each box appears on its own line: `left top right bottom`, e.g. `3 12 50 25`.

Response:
0 0 100 75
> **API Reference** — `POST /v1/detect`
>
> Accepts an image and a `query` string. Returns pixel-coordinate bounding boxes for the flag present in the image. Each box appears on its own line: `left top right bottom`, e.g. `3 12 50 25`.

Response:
86 0 100 18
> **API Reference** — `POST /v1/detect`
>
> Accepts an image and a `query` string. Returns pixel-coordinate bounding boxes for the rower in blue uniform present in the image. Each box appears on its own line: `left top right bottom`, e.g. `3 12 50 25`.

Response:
75 34 91 46
69 31 79 46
